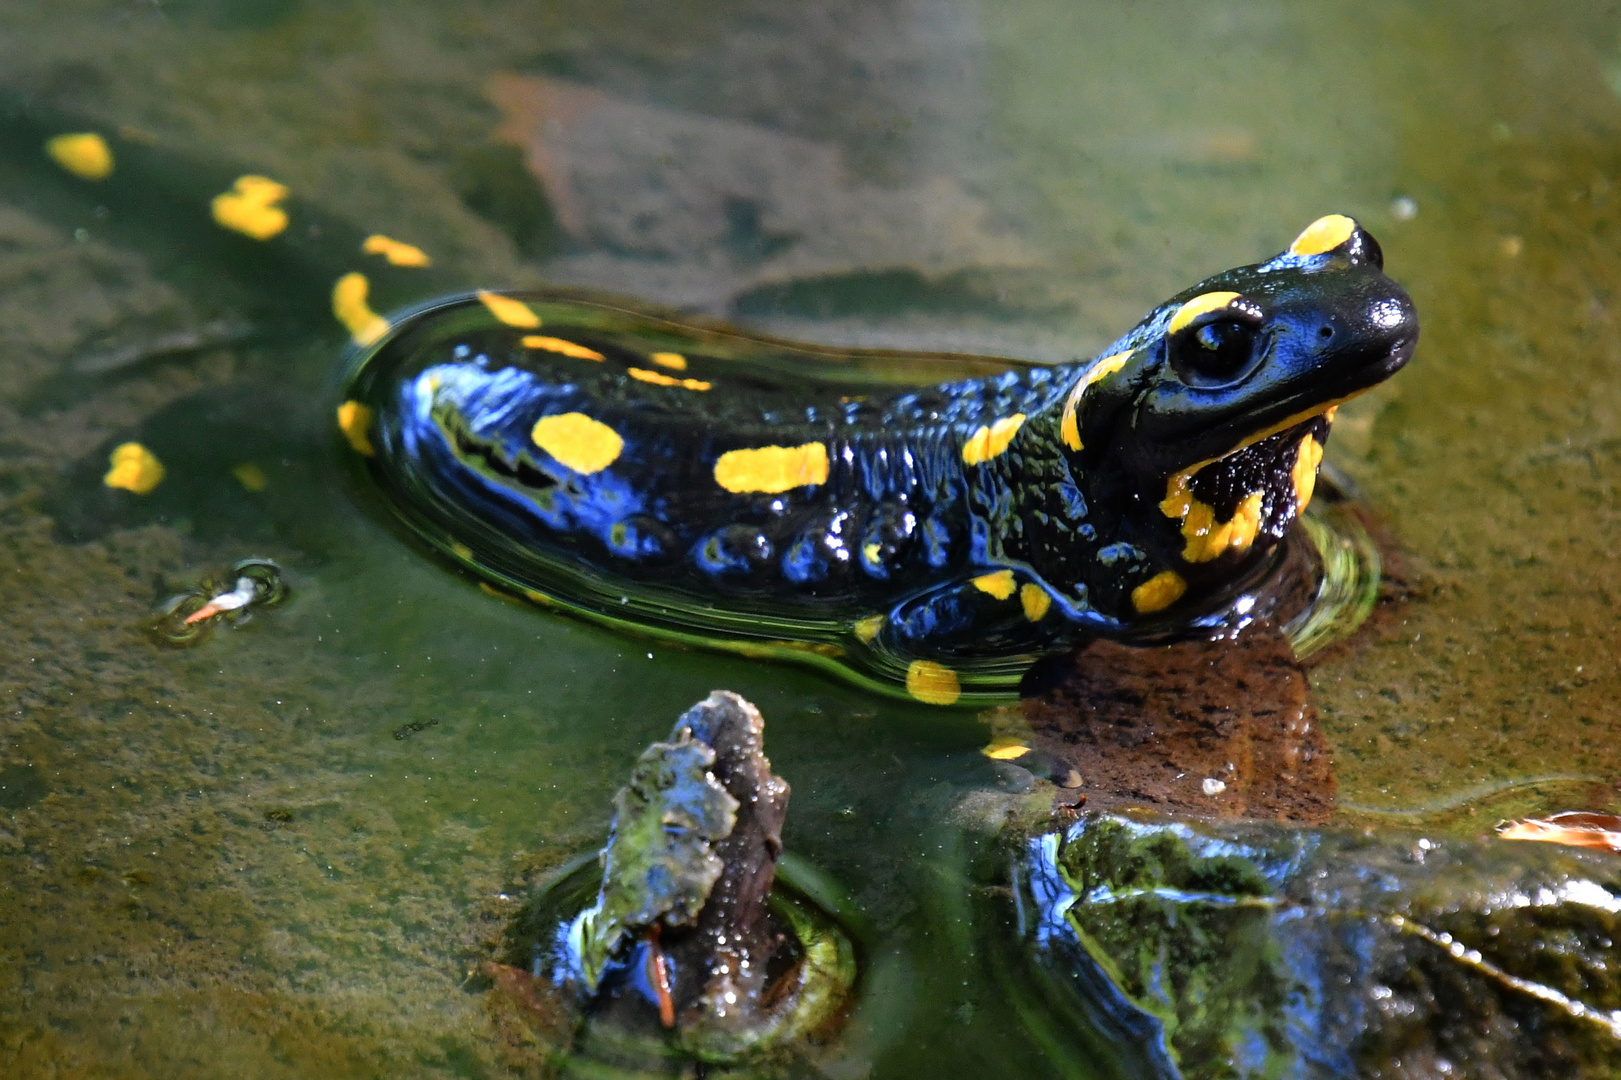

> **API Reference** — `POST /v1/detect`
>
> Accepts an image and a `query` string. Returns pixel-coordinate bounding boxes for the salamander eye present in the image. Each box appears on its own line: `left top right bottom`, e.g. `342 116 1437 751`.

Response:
1169 316 1261 387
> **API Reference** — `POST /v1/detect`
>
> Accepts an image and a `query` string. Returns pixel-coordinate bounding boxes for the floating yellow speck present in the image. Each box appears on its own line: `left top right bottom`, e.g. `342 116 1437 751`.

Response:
649 352 688 371
982 737 1030 761
479 291 541 328
332 272 390 346
1132 570 1187 614
45 132 113 180
531 412 624 474
713 442 829 494
854 614 885 643
211 175 290 241
231 462 268 492
1292 434 1324 512
971 569 1016 600
103 442 163 494
1060 351 1131 451
1288 214 1356 256
361 234 432 267
906 659 961 706
627 367 712 391
961 414 1027 465
337 400 375 456
1167 291 1242 335
1020 583 1052 622
523 335 604 362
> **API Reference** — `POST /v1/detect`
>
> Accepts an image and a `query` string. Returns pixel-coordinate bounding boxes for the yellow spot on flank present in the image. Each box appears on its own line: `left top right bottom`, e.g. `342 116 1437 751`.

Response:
1132 570 1187 614
531 412 624 475
332 272 390 346
854 614 885 643
649 352 688 371
451 542 474 561
522 335 605 362
211 175 290 241
1292 434 1324 512
103 442 164 494
337 400 375 456
713 442 829 494
1060 351 1131 451
1020 583 1052 622
906 660 961 706
972 569 1017 601
361 234 432 267
231 462 268 492
628 367 712 391
479 291 541 328
1167 291 1242 335
1288 214 1356 257
961 414 1027 465
982 737 1030 761
1161 472 1265 562
45 133 113 180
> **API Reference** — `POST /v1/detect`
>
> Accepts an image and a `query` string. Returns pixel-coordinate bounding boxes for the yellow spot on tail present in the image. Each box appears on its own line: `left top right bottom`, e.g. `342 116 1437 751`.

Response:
649 352 688 371
103 442 164 494
1132 570 1187 614
521 335 604 362
332 273 390 346
713 443 829 494
1167 291 1242 335
1060 351 1131 451
361 234 432 267
337 401 375 456
531 412 623 475
1020 583 1052 622
628 367 712 391
982 737 1030 761
854 614 885 643
479 291 541 328
971 569 1017 600
906 660 961 706
1160 472 1265 562
961 414 1027 465
1292 433 1324 512
1288 214 1356 256
231 462 268 492
45 133 113 180
211 175 290 240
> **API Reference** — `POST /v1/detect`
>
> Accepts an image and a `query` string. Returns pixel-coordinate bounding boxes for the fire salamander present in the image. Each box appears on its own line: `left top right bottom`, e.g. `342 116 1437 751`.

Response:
18 109 1415 707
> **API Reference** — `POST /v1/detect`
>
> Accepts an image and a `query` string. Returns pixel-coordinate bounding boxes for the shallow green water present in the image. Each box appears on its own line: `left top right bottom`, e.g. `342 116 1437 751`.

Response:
4 1 1621 1075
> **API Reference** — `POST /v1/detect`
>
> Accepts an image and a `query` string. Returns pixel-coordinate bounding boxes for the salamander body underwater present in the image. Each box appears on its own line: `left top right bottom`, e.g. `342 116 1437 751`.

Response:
17 111 1415 707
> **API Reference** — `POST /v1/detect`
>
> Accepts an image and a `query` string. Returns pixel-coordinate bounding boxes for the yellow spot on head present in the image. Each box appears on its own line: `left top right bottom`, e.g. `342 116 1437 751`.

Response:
332 273 390 346
982 737 1030 761
521 335 604 362
1291 433 1324 512
649 352 688 371
1161 471 1265 562
103 442 164 494
961 414 1027 465
531 412 624 475
361 234 432 267
1167 291 1242 335
45 133 113 180
1060 351 1131 452
1288 214 1356 257
971 569 1016 601
231 462 268 492
713 443 829 494
1132 570 1187 614
337 400 375 456
627 367 712 391
906 660 961 706
211 175 290 241
479 291 541 328
1020 583 1052 622
854 614 885 643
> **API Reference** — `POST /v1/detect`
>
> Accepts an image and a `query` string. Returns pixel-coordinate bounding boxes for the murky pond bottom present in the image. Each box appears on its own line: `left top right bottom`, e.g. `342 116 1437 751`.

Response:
5 1 1621 1076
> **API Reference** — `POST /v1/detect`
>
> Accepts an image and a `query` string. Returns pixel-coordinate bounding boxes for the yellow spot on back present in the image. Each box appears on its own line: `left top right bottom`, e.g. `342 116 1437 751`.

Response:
649 352 688 371
906 660 961 706
1167 291 1242 335
971 569 1017 600
1288 214 1356 256
854 614 885 643
628 366 712 391
103 442 164 494
531 412 624 475
982 737 1030 761
45 133 113 180
332 273 390 346
713 443 829 494
1060 351 1131 451
361 234 432 267
961 414 1027 465
1020 583 1052 622
211 175 290 241
521 335 604 361
1132 570 1187 614
479 291 541 328
1160 472 1265 562
231 462 268 492
1292 433 1324 512
337 400 375 456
